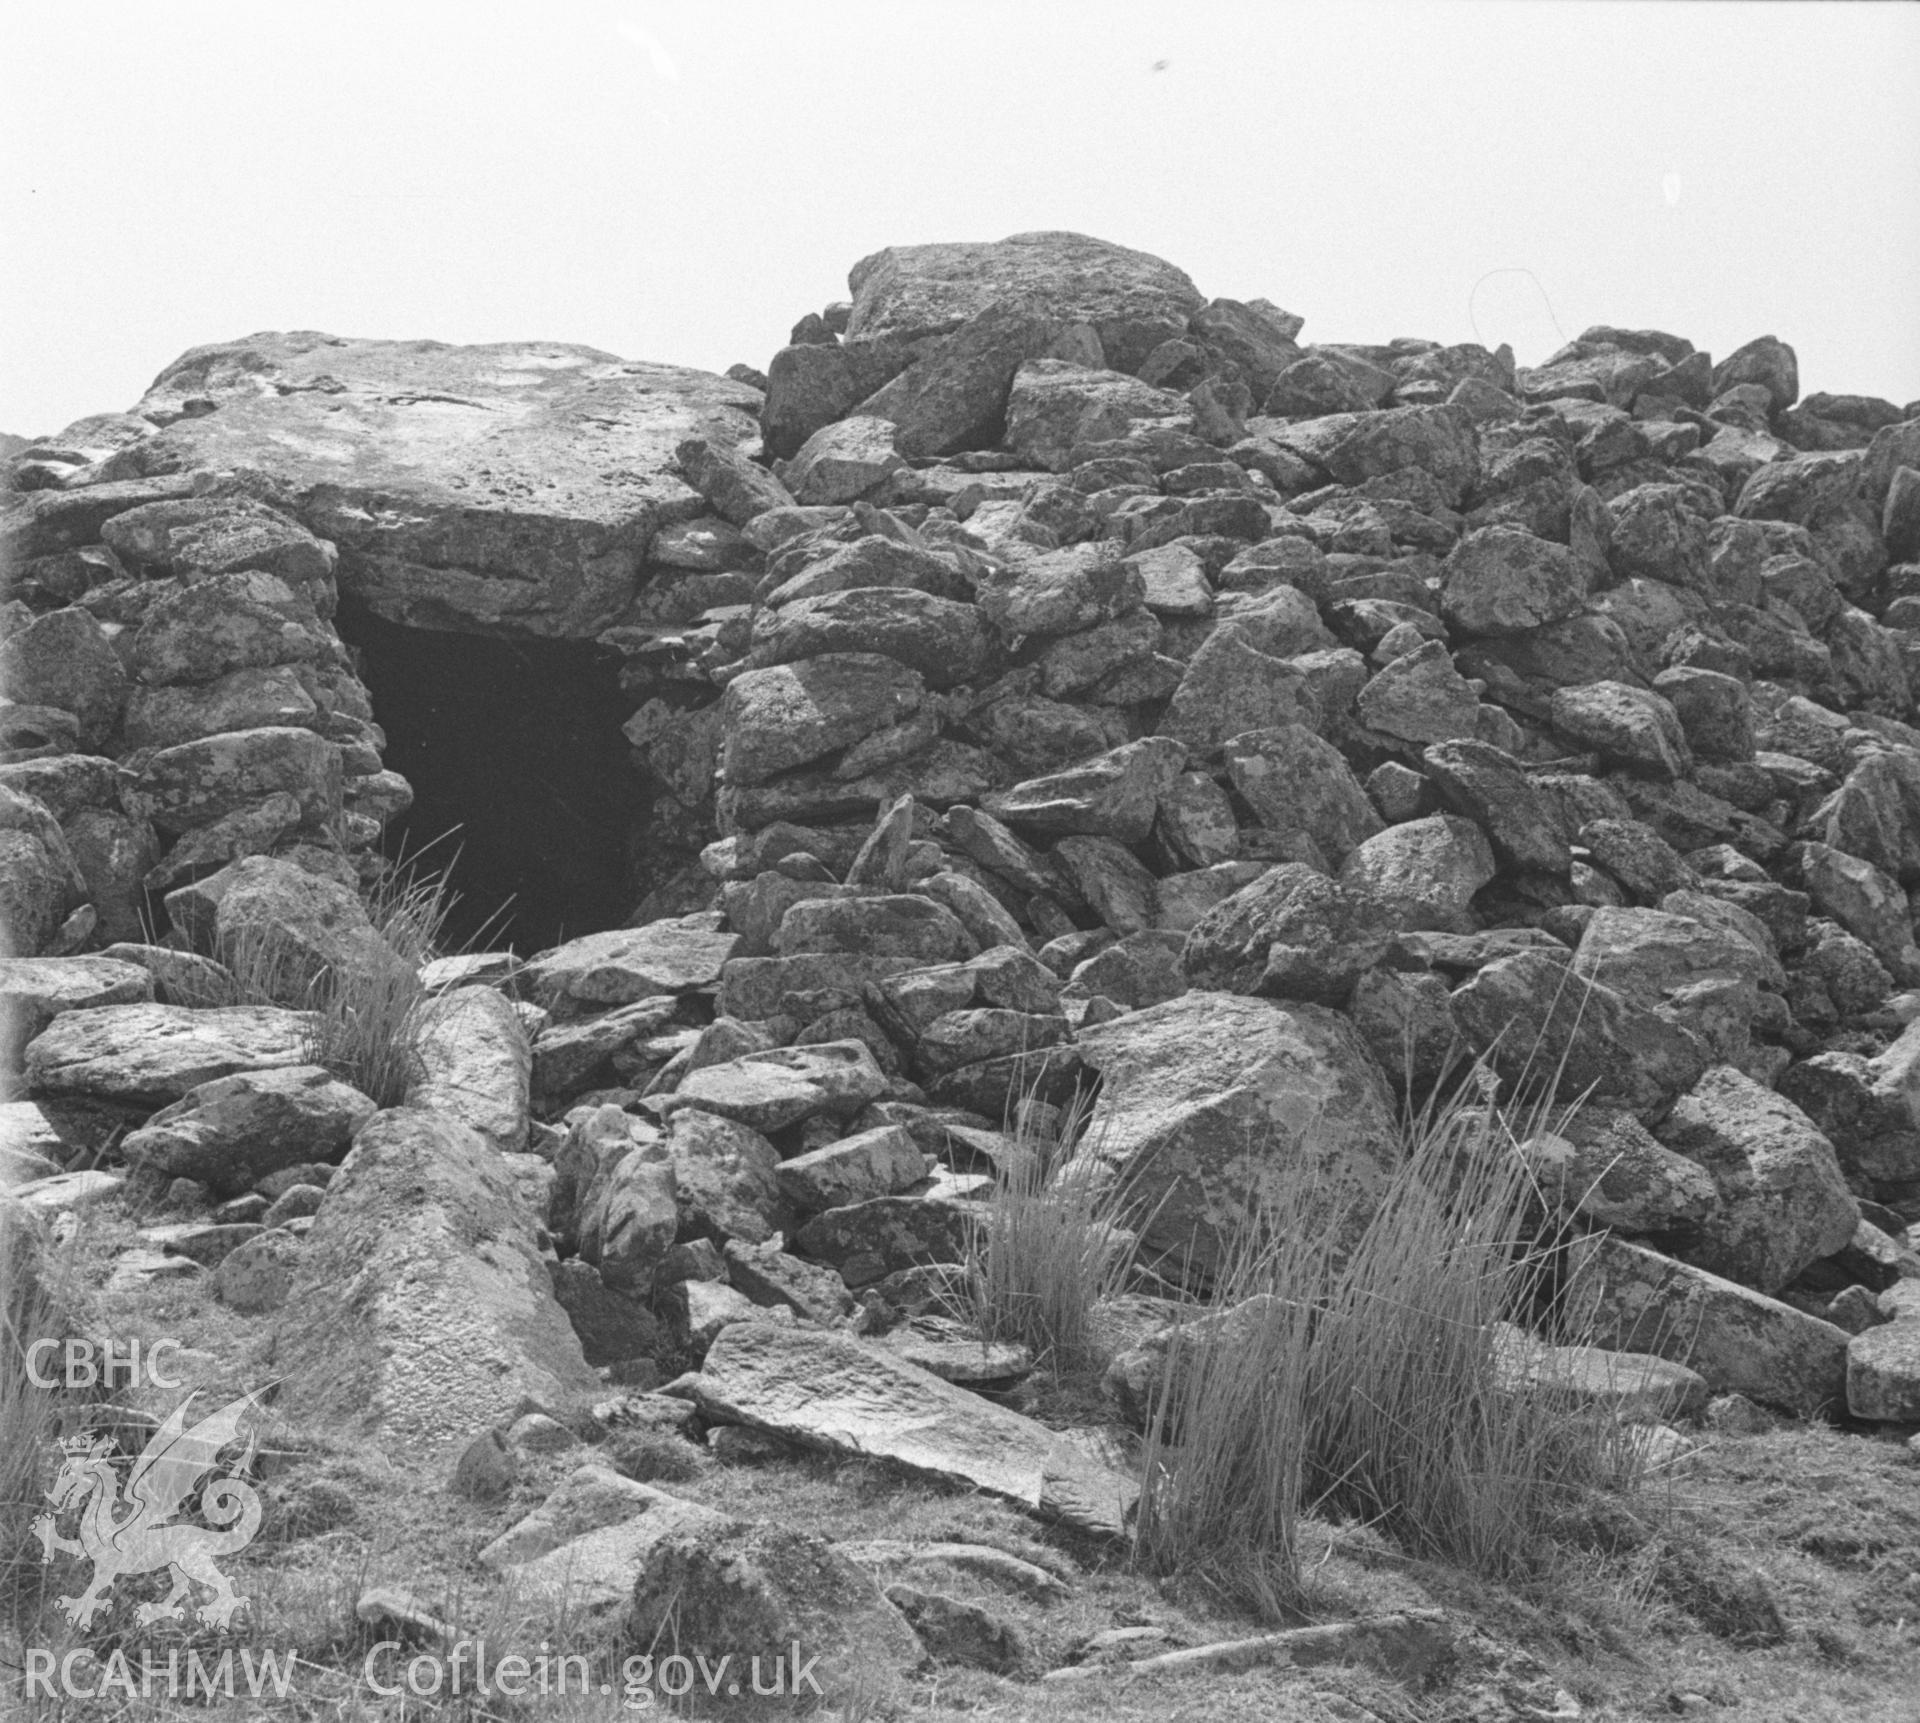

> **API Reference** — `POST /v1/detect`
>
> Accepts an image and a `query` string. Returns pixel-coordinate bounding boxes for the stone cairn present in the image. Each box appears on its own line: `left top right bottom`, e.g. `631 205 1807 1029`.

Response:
7 231 1920 1509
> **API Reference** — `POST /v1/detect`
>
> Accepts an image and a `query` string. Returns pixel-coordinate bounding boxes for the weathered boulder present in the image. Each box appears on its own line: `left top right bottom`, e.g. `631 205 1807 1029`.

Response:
1450 951 1709 1123
274 1108 598 1451
1571 1235 1848 1413
521 914 740 1007
627 1517 922 1708
24 1003 316 1103
782 415 904 505
0 788 89 959
1522 1109 1719 1239
1181 863 1393 1005
844 231 1204 363
120 1064 375 1196
120 726 341 835
1440 527 1585 637
99 493 337 587
1071 991 1400 1278
1339 815 1496 932
721 655 925 786
1847 1321 1920 1423
404 985 530 1154
747 585 987 688
663 1041 888 1133
128 570 337 686
1004 361 1186 470
984 737 1185 844
773 894 974 962
1654 1066 1857 1293
0 607 127 748
1224 725 1382 863
77 333 763 635
165 855 400 1000
661 1107 787 1245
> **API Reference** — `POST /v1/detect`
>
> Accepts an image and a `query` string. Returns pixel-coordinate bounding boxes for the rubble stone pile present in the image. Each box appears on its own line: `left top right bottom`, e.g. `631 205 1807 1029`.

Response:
7 229 1920 1473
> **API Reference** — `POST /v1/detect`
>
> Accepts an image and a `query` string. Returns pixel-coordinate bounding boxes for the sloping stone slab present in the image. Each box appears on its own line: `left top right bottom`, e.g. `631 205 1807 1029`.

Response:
24 1003 317 1103
1 956 153 1075
273 1108 598 1454
522 915 740 1007
689 1322 1137 1536
85 334 763 637
479 1462 719 1574
1569 1235 1848 1413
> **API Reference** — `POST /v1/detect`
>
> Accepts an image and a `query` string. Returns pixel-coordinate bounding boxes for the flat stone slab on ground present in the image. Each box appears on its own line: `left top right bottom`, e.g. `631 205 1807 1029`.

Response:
687 1321 1137 1536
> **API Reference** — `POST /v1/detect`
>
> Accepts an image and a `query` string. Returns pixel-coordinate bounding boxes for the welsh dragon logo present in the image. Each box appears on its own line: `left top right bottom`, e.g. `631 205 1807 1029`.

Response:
30 1390 267 1630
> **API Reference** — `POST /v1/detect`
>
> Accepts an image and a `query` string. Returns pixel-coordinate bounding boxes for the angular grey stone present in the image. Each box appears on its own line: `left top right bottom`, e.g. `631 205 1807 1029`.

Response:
1071 991 1399 1278
775 1124 928 1216
721 655 925 787
405 985 530 1154
275 1108 599 1453
1570 1235 1846 1413
783 415 904 505
523 915 741 1007
120 726 341 836
25 1002 317 1103
121 1064 375 1197
1655 1066 1858 1293
747 586 987 689
1339 815 1495 933
1224 725 1382 864
984 737 1185 844
663 1041 888 1132
689 1321 1138 1535
1550 681 1691 779
1440 526 1584 637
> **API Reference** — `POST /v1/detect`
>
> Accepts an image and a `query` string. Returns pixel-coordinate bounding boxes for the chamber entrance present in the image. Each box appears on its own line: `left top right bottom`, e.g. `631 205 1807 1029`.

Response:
336 600 647 954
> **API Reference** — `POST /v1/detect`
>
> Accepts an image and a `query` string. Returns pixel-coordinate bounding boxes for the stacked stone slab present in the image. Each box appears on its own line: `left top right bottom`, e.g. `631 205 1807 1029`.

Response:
10 231 1920 1429
0 472 398 953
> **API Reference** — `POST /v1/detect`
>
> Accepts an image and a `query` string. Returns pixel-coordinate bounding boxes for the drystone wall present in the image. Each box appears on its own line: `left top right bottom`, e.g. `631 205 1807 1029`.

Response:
7 231 1920 1447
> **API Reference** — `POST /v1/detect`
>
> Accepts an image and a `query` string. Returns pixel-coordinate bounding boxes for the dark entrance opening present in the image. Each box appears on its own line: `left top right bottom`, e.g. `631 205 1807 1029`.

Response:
336 600 645 955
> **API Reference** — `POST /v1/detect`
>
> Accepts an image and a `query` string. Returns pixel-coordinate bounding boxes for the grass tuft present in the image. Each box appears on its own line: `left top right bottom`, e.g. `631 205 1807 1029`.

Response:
1130 1059 1644 1620
203 856 466 1108
960 1094 1143 1376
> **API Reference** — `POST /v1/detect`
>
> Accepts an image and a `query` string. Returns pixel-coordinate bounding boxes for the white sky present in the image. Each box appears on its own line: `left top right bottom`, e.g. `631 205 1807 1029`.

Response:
3 1 1916 437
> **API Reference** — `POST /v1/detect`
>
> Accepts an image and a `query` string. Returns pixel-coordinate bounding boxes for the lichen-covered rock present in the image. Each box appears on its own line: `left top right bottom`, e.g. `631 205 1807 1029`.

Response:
274 1108 598 1452
120 1064 375 1196
1571 1234 1847 1413
1654 1065 1858 1293
663 1041 888 1133
1224 725 1382 864
120 725 341 835
1339 814 1495 932
405 985 531 1154
0 606 128 748
984 737 1185 843
1071 991 1400 1278
1450 951 1708 1123
25 1002 317 1103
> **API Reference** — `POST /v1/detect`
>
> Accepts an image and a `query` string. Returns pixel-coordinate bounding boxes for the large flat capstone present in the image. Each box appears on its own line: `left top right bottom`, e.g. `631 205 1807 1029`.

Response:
71 334 764 636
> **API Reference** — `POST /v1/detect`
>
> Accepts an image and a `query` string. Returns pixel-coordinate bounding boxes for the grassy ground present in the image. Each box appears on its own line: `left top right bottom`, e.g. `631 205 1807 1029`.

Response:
7 1200 1920 1721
